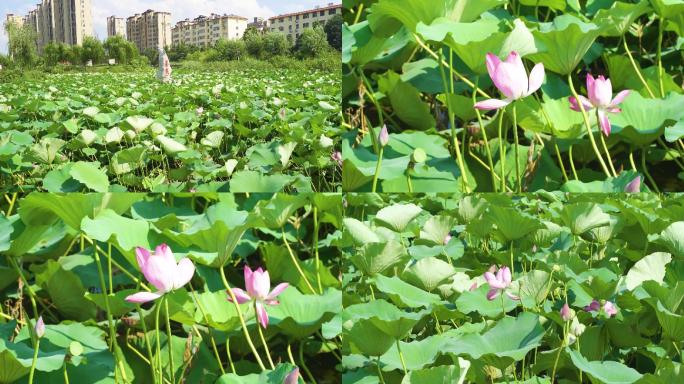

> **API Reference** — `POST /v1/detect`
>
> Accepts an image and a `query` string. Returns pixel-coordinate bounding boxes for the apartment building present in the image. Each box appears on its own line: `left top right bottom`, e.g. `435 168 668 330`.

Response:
171 13 248 47
247 17 269 32
5 14 25 27
126 10 172 52
10 0 93 52
107 16 126 38
268 3 341 41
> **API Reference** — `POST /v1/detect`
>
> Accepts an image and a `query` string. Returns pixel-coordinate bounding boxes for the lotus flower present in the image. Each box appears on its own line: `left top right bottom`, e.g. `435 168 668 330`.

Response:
474 51 545 111
378 124 389 147
35 316 45 338
560 303 573 321
284 367 300 384
227 266 289 329
584 299 618 317
484 265 519 301
443 234 452 245
569 74 630 137
125 244 195 304
624 176 641 193
331 151 342 166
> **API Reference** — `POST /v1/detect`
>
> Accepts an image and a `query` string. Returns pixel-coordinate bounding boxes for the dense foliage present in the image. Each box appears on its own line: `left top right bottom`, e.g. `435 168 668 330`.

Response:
0 66 341 192
342 0 684 193
0 192 342 383
342 192 684 383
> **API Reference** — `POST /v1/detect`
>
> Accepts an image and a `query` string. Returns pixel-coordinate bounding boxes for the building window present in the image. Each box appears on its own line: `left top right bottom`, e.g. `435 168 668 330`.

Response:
303 13 309 19
303 22 309 28
320 11 325 16
329 9 336 15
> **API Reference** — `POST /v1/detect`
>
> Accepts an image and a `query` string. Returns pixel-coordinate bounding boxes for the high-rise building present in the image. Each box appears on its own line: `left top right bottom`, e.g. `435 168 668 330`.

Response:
10 0 93 52
126 10 172 52
268 3 341 42
107 16 126 38
247 17 269 32
5 14 25 27
171 13 248 47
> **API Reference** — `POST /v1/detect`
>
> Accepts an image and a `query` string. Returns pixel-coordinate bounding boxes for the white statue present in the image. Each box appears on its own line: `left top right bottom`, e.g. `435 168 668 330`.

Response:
157 47 172 83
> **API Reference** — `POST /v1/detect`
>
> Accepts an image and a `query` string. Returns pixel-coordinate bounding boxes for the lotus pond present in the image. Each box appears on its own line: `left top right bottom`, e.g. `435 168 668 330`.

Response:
0 67 341 192
0 192 342 383
342 193 684 383
343 0 684 192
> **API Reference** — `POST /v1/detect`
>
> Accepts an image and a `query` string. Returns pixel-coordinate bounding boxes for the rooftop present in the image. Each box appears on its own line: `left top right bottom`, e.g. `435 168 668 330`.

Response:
268 3 341 21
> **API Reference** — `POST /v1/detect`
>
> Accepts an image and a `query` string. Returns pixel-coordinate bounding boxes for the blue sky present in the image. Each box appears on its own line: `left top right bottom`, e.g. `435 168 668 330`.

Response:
1 0 334 54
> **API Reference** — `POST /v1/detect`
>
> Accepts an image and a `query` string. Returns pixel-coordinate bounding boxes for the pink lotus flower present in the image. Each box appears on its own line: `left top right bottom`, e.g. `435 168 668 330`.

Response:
624 176 641 193
474 51 545 111
125 244 195 304
35 316 45 338
444 234 452 245
560 303 572 321
331 151 342 166
569 74 630 137
584 299 618 317
484 265 519 301
284 367 300 384
227 266 289 329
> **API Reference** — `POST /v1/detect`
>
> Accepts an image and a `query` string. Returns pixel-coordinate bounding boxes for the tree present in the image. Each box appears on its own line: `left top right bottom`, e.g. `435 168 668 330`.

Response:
324 14 342 50
262 32 290 57
142 48 159 66
166 43 199 62
294 27 328 58
66 45 83 65
215 39 246 61
103 35 138 64
244 32 264 58
4 22 37 67
81 36 105 65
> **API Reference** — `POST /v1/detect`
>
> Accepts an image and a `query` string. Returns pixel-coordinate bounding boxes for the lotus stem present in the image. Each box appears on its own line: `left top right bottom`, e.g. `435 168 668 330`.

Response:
5 192 16 216
313 206 323 294
621 37 656 98
28 338 40 384
396 340 408 375
474 80 498 191
63 362 70 384
641 148 660 193
255 303 275 369
567 74 611 177
554 143 570 182
154 298 163 383
7 257 39 318
299 341 317 384
282 227 317 294
376 356 386 384
189 286 224 374
287 344 296 365
657 19 665 98
512 104 522 192
595 110 617 177
498 108 507 191
225 338 236 374
438 52 472 192
371 146 383 192
91 237 116 351
220 267 266 371
164 298 176 383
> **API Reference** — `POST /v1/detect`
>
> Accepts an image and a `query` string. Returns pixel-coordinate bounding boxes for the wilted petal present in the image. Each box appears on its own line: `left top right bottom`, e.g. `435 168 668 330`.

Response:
598 110 611 137
125 291 163 303
505 291 519 300
569 95 593 112
486 288 500 301
227 288 252 304
624 176 641 193
266 282 289 301
474 98 511 110
256 302 269 329
526 63 545 96
610 89 630 107
173 258 195 289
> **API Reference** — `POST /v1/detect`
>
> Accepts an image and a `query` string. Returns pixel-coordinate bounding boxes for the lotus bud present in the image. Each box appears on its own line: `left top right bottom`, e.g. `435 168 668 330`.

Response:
378 125 389 147
560 303 573 321
624 176 641 193
35 316 45 339
284 367 300 384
